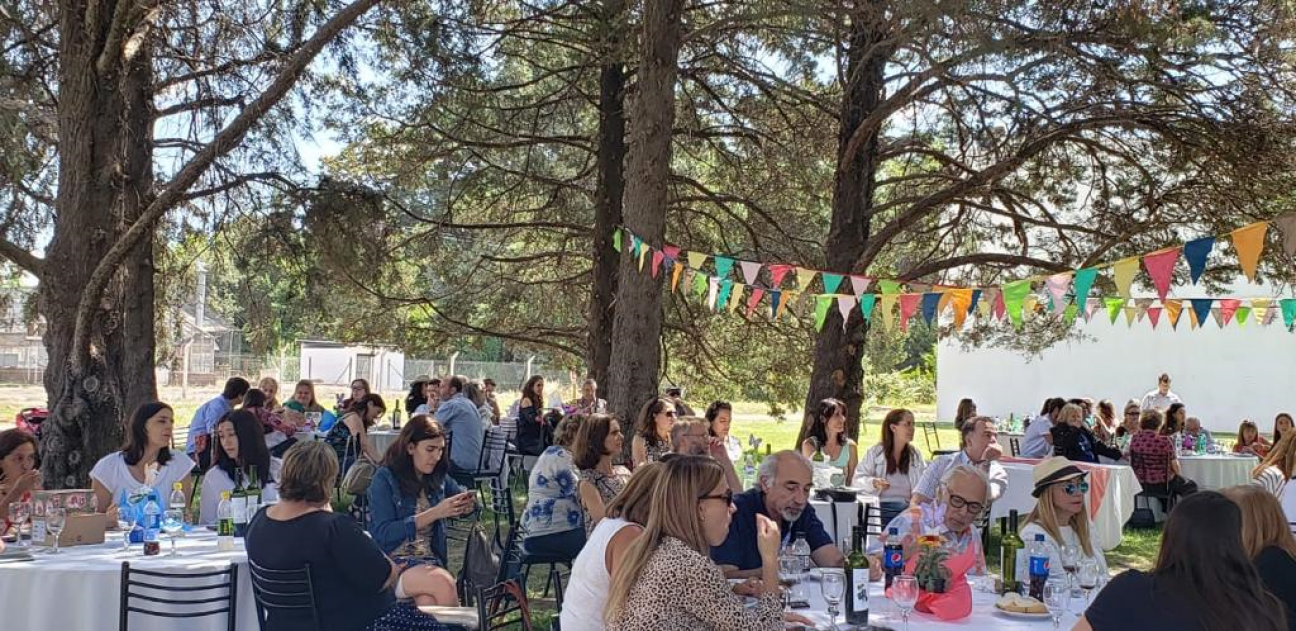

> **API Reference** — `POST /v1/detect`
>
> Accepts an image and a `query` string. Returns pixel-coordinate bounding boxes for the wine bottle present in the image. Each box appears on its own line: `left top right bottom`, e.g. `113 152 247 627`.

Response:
1001 509 1025 595
246 466 263 517
844 525 870 625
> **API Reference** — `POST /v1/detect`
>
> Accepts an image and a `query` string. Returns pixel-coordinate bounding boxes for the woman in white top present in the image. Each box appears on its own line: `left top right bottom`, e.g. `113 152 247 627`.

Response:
854 408 926 526
563 462 664 631
1252 432 1296 498
799 398 858 486
90 402 195 511
1018 457 1108 579
200 410 281 524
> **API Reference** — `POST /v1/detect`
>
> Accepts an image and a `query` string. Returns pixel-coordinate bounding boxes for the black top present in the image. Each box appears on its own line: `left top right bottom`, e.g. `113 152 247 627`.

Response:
1085 570 1202 631
245 507 394 631
1256 546 1296 631
1051 424 1123 463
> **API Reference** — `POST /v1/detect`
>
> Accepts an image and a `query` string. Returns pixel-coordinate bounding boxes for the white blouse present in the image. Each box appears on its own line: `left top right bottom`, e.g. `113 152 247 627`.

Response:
90 451 195 505
853 443 926 502
1017 522 1108 580
198 461 283 524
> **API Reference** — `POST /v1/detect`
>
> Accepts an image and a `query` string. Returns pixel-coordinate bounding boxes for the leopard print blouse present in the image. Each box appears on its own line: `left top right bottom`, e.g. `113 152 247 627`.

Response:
607 536 784 631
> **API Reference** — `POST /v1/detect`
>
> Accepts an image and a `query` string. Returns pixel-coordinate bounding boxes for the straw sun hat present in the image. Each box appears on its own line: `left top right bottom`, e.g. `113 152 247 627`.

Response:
1030 457 1088 498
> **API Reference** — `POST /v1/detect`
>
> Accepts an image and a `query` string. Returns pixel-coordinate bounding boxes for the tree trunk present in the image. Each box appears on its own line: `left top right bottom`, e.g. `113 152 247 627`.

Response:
606 0 685 431
586 0 629 399
800 6 890 446
39 2 155 489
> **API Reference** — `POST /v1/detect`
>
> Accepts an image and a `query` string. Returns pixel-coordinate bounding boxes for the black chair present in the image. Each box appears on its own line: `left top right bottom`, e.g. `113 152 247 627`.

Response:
1008 437 1022 457
247 560 320 631
922 422 941 452
477 579 533 631
471 429 511 492
516 537 572 607
119 562 239 631
482 476 517 551
861 502 885 539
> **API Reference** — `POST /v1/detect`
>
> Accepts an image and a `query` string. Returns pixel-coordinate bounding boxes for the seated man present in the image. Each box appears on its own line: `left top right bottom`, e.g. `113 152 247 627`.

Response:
671 417 742 492
1021 398 1065 458
868 464 989 580
1183 417 1213 448
913 416 1007 505
711 450 845 578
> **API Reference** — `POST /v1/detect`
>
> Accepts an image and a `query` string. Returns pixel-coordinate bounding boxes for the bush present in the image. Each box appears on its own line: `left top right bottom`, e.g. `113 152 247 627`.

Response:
864 366 935 407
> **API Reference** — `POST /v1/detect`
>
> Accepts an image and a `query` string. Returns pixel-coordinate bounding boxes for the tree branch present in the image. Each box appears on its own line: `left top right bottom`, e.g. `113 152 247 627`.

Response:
0 236 43 275
899 253 1071 282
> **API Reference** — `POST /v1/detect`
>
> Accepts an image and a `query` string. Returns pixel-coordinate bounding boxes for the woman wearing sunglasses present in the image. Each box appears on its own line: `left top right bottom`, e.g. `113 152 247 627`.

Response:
1018 457 1107 578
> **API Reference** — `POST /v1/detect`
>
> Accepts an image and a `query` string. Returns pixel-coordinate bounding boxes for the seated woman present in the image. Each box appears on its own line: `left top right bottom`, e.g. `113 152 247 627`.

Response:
244 388 298 457
1128 409 1197 502
246 441 454 631
368 415 475 578
521 417 586 560
604 455 807 631
90 402 194 511
1277 413 1295 448
1092 400 1118 446
1237 419 1274 458
1018 458 1107 578
798 398 857 485
283 380 329 429
326 393 386 472
1114 400 1142 443
1223 484 1296 631
563 462 664 631
1252 433 1296 498
1051 403 1122 463
574 413 632 534
200 410 279 524
854 408 927 526
1075 492 1284 631
341 379 372 415
0 429 40 526
705 401 743 464
630 398 675 468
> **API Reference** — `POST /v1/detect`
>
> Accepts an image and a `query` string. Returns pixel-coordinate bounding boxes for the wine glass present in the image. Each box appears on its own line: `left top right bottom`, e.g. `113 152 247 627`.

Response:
161 509 184 556
8 501 29 547
46 507 66 555
1077 559 1100 604
115 507 134 552
820 569 845 631
892 575 919 631
1044 577 1072 629
1060 544 1080 596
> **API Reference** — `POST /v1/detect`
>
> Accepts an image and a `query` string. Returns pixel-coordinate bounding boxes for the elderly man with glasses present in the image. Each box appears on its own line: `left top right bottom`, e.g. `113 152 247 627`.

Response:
867 463 990 581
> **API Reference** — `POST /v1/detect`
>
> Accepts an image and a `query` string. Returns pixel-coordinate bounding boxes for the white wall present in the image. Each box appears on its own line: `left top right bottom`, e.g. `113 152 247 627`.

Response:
937 315 1296 433
299 344 406 392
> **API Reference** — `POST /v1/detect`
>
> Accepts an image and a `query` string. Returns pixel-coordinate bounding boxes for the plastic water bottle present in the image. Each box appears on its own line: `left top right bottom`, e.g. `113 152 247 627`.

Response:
168 482 187 524
883 527 905 589
142 496 161 556
216 491 235 551
1028 534 1050 600
791 535 812 573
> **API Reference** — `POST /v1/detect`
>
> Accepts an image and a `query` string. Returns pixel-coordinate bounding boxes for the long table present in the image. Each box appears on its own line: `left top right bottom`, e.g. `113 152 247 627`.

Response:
993 459 1141 550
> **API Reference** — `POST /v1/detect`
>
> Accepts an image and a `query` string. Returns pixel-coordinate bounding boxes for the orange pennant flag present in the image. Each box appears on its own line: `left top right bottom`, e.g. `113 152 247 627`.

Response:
670 261 684 292
1231 222 1269 281
1164 299 1184 329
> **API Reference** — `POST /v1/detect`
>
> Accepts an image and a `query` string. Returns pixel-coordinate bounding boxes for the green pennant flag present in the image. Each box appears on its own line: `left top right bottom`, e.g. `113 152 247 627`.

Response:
1072 267 1098 305
714 257 735 279
1105 297 1125 324
1002 280 1033 329
813 296 833 331
859 294 878 321
1064 303 1079 326
612 228 623 253
1283 299 1296 330
717 280 734 310
1237 306 1252 328
821 273 845 295
692 272 708 297
877 279 902 295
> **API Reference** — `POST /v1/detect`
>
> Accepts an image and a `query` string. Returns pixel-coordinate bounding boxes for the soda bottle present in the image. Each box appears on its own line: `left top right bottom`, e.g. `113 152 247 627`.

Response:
883 527 904 589
142 496 161 556
216 491 235 551
1028 533 1051 600
1000 510 1025 595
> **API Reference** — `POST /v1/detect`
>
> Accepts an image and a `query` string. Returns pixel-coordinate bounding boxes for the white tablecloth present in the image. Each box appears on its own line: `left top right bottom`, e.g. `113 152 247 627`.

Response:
808 496 881 546
370 430 400 455
0 530 257 631
992 459 1141 550
1179 454 1257 490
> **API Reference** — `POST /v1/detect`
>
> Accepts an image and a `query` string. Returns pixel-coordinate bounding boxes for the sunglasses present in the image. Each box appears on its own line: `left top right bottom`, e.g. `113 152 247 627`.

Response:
699 489 735 507
1062 481 1090 496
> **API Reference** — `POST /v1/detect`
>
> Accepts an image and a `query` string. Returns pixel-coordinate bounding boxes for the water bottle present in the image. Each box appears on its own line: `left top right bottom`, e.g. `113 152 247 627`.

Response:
1028 534 1050 600
1196 433 1206 455
791 535 812 573
168 482 187 524
216 491 235 551
883 527 905 589
142 496 161 556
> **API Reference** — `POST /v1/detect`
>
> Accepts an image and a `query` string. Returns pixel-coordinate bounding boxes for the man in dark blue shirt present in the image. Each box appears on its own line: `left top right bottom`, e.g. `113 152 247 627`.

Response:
711 450 845 578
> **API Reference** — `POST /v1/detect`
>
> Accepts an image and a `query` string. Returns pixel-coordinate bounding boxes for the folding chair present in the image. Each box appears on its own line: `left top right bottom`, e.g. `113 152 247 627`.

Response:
477 580 534 631
247 560 320 631
1008 437 1022 458
922 421 940 452
119 562 239 631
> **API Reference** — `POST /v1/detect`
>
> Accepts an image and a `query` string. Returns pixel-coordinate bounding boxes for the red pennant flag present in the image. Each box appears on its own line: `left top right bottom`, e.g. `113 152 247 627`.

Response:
650 250 664 278
662 244 681 261
993 290 1007 320
1219 299 1241 326
745 287 766 318
1148 307 1163 329
768 264 794 289
1143 248 1180 301
899 294 922 332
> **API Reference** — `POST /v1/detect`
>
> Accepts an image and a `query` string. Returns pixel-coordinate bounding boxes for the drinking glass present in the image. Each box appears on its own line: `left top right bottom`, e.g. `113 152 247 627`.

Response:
306 411 322 430
1060 544 1080 596
892 575 919 631
1077 559 1100 604
115 509 134 551
161 509 184 556
1044 577 1072 629
46 507 66 555
8 501 30 547
820 569 845 631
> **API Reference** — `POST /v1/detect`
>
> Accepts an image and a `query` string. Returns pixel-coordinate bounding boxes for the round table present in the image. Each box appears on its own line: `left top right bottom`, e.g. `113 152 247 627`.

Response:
369 429 400 455
1178 454 1258 490
993 459 1142 550
0 530 257 631
808 495 881 545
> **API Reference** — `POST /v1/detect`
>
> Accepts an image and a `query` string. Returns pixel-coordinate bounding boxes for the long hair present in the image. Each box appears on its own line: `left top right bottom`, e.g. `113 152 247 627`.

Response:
806 398 847 448
520 375 545 409
605 462 665 525
636 398 672 449
954 399 976 430
605 456 725 624
1162 403 1186 435
257 377 280 408
1224 484 1296 560
1237 420 1262 448
1276 413 1294 445
347 393 386 429
384 415 449 497
122 402 175 467
213 410 274 485
406 378 428 415
704 400 732 437
0 428 37 483
1096 400 1116 427
881 408 915 475
1024 478 1096 557
243 388 268 409
572 414 616 470
292 380 322 412
1253 431 1296 479
1152 492 1286 631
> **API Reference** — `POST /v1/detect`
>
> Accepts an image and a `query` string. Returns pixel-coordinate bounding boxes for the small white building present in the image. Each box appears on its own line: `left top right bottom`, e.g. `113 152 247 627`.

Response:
298 340 405 392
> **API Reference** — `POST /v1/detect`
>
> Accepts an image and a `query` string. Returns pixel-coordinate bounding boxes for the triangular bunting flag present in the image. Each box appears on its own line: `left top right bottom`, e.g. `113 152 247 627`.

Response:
670 262 685 292
1237 306 1252 327
1231 222 1269 281
1265 303 1279 326
1148 307 1163 329
769 290 783 319
768 264 794 289
1210 307 1225 329
650 250 664 278
920 292 942 325
859 294 877 322
716 280 735 311
796 268 818 292
898 294 922 332
879 294 898 329
1085 298 1102 322
993 290 1007 321
638 243 648 271
1105 297 1125 324
878 280 902 295
1134 298 1153 322
1112 257 1140 297
821 273 845 295
713 256 735 280
1183 237 1214 284
936 289 953 315
1283 299 1296 330
1219 299 1241 326
1143 248 1180 301
706 276 719 309
692 271 709 297
948 289 974 329
687 251 708 271
1190 299 1213 328
813 296 833 331
1124 307 1137 327
739 261 762 286
1165 300 1184 329
967 289 983 315
1188 307 1200 330
1063 303 1079 327
1022 295 1039 322
837 296 857 330
1253 298 1271 324
1002 280 1033 329
1274 214 1296 256
850 276 871 296
1045 274 1072 315
745 287 765 318
630 235 642 258
662 244 681 262
1072 268 1098 306
728 285 744 313
612 228 623 252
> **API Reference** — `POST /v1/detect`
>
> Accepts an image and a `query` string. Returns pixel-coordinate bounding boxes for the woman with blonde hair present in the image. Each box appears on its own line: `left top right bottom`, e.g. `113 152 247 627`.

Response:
1253 432 1296 498
604 456 805 631
1237 419 1274 458
1223 485 1296 631
1018 457 1107 579
1050 403 1122 464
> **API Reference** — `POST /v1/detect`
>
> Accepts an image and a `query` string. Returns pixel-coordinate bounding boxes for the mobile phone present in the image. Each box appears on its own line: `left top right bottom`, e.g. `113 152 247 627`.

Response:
788 600 810 609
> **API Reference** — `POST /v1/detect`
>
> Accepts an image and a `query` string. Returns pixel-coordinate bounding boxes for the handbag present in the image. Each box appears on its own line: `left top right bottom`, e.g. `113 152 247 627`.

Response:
341 431 378 495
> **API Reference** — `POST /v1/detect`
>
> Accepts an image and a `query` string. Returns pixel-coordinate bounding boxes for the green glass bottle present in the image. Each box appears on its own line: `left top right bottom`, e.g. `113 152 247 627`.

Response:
1001 509 1025 595
844 525 870 625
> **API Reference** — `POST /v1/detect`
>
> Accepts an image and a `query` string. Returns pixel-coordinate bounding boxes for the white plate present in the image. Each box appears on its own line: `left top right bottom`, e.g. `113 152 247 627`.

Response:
994 606 1052 619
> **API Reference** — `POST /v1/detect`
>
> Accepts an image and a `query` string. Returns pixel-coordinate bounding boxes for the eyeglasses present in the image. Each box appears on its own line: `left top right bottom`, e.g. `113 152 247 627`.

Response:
1062 481 1090 496
947 492 985 515
699 489 734 507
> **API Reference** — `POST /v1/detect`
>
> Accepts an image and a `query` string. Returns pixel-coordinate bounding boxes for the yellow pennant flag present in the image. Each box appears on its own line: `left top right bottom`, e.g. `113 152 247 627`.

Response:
1124 307 1137 327
1164 299 1184 328
1023 295 1039 322
879 294 898 329
796 268 818 292
728 285 744 313
1112 257 1139 297
1253 298 1271 323
638 246 648 272
1231 222 1269 281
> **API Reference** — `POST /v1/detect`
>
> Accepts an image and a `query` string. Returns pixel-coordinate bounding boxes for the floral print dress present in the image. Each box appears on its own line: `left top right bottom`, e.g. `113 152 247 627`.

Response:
521 446 584 538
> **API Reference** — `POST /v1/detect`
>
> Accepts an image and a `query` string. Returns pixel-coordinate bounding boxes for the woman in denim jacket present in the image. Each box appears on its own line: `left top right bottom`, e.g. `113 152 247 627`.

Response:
368 415 477 569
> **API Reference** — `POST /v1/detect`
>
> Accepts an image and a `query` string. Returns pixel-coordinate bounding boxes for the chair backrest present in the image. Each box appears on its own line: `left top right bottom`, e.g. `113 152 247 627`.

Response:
247 560 320 631
922 422 940 451
861 502 885 538
119 562 239 631
475 428 510 478
483 476 517 550
1008 437 1022 458
477 579 533 631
